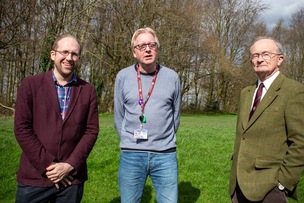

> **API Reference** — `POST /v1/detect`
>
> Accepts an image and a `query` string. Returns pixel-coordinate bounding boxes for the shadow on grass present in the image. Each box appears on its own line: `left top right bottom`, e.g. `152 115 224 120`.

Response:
110 181 200 203
178 181 200 202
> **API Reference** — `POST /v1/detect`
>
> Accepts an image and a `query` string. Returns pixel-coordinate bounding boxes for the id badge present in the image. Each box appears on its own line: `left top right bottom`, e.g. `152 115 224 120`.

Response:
134 129 148 139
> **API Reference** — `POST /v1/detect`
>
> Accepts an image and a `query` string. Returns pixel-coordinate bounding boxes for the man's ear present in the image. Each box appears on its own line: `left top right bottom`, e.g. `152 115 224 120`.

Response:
50 50 55 61
278 55 284 66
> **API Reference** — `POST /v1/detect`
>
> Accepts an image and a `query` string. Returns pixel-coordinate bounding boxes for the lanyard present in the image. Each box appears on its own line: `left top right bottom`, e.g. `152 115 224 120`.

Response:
137 64 159 123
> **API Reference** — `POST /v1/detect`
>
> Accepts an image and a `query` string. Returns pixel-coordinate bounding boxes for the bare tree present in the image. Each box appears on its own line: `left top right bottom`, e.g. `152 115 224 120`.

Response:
1 0 303 116
282 9 304 83
199 0 267 112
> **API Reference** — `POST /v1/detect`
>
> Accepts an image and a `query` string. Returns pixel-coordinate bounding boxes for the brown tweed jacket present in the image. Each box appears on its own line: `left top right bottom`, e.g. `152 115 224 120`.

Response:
229 73 304 201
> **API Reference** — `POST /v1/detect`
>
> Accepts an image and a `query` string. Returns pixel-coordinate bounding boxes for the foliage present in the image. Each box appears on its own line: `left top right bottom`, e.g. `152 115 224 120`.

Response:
1 114 304 202
1 1 304 116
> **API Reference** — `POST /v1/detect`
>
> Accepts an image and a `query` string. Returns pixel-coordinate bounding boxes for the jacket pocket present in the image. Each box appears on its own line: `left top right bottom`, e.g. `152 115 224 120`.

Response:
255 158 283 169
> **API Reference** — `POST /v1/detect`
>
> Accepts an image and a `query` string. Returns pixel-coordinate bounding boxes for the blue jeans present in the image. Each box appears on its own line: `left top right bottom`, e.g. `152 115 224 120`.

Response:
119 151 178 203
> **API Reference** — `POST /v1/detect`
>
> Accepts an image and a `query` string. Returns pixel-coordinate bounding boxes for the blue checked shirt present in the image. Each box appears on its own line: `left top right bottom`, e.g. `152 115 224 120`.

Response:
52 72 77 119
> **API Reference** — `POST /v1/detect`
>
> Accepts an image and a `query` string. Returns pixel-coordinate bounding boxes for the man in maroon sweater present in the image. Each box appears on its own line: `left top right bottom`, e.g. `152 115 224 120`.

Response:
14 34 99 203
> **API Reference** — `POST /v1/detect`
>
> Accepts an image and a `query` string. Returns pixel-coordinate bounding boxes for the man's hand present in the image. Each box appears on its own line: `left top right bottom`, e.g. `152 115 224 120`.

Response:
46 162 74 189
55 175 74 189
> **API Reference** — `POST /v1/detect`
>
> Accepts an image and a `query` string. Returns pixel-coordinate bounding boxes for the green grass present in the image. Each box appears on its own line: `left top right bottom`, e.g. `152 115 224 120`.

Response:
0 114 303 202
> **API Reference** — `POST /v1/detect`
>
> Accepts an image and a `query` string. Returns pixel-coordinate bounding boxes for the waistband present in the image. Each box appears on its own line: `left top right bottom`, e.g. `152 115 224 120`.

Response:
121 147 176 153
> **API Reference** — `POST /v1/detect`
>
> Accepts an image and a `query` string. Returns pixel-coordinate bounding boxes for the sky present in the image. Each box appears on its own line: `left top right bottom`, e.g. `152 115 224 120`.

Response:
260 0 304 30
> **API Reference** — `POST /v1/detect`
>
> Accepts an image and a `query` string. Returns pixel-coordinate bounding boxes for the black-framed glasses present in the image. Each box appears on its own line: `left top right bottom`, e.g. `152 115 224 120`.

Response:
134 42 158 51
250 51 281 61
54 50 80 59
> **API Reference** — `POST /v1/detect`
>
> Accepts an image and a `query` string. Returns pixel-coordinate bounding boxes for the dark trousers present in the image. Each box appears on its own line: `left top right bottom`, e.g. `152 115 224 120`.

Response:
15 183 84 203
232 183 288 203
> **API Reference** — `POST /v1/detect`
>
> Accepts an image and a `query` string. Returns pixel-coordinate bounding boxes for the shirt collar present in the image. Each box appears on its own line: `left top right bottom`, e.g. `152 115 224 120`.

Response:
258 71 280 91
52 69 77 86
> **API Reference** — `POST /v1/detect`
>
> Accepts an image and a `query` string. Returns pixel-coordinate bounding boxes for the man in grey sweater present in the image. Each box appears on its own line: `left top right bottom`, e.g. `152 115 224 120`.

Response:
114 27 181 203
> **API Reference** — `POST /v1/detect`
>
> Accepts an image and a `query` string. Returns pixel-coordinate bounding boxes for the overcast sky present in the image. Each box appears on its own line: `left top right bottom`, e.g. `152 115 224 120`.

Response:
260 0 304 30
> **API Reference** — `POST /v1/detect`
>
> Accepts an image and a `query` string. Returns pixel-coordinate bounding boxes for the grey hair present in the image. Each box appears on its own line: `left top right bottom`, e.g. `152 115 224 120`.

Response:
131 27 160 49
250 36 284 55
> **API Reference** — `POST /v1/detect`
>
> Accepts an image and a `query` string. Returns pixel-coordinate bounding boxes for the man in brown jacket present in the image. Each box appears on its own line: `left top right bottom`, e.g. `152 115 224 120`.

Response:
230 37 304 202
14 34 99 203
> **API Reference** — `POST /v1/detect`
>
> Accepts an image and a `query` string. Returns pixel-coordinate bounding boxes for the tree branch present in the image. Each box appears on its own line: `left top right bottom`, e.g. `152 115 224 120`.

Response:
0 103 15 113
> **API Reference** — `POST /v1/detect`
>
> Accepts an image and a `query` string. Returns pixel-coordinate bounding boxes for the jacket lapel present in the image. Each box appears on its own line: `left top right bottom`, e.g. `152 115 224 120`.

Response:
63 80 82 123
241 85 256 130
44 71 62 118
245 73 284 131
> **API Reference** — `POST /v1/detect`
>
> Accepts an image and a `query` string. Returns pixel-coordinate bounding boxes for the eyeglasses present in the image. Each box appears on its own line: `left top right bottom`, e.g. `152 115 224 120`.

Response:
54 50 80 59
250 51 281 61
134 42 158 51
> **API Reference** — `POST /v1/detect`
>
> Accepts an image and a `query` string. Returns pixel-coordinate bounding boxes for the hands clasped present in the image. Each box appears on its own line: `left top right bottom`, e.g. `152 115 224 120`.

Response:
46 162 74 189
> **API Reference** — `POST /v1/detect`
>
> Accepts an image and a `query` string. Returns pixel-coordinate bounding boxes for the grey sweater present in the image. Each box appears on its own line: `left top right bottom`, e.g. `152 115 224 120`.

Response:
114 64 181 151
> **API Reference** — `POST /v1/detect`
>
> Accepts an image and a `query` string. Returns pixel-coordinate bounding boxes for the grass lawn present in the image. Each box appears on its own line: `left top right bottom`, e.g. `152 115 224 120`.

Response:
0 114 303 202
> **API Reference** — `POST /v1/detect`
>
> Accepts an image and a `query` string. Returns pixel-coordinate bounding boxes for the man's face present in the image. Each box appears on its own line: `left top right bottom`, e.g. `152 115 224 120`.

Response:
50 37 80 79
250 39 284 80
132 32 158 65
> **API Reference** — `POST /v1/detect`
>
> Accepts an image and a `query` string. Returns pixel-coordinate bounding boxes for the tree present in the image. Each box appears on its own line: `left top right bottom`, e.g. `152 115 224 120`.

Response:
282 9 304 83
1 0 303 115
199 0 267 112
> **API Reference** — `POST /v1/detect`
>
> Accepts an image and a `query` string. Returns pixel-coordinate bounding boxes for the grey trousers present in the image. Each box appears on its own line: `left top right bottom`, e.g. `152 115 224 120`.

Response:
232 183 288 203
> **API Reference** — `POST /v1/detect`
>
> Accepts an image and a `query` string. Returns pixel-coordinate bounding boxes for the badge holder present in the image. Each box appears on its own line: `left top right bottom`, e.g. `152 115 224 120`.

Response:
134 114 148 139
